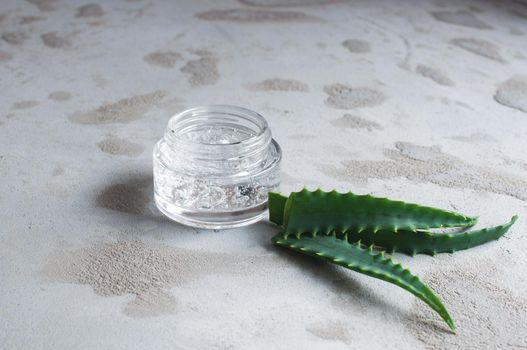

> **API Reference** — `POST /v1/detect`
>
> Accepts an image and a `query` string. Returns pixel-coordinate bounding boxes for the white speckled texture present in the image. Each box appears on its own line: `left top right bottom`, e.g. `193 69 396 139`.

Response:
1 0 526 349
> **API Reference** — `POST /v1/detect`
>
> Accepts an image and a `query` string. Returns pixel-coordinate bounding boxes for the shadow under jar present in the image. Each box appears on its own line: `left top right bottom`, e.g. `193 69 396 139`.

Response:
153 105 282 229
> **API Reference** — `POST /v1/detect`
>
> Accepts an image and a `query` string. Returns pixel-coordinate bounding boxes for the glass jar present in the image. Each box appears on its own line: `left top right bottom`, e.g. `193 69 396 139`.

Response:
153 105 282 229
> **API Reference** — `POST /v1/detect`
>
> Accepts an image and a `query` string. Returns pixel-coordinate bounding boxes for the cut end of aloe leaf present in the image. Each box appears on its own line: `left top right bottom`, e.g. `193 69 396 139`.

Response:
268 192 288 226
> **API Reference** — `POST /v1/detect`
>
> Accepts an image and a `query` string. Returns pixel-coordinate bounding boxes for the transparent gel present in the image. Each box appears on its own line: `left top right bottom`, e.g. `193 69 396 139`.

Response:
153 105 281 229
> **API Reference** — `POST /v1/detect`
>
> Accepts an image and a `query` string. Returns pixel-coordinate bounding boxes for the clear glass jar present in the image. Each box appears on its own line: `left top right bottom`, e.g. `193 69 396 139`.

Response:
153 105 282 229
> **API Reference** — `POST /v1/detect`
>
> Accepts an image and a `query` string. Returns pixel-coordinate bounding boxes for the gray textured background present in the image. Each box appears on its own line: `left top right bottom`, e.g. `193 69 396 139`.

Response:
1 0 526 349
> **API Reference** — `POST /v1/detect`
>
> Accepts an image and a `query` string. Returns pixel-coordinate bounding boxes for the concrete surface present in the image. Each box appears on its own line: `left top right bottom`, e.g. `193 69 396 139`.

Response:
1 0 527 349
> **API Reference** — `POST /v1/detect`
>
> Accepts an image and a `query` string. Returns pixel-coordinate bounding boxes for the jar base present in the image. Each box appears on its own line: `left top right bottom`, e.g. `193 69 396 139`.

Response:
154 195 268 229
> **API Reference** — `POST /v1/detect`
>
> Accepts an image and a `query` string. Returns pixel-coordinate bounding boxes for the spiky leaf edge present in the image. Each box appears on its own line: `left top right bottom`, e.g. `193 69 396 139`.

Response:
273 233 456 331
338 216 518 256
269 190 477 235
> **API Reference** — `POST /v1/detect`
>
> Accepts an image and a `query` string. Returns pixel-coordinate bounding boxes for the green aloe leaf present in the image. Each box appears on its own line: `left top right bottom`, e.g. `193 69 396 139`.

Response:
268 189 518 331
338 216 517 256
271 189 477 238
273 233 455 331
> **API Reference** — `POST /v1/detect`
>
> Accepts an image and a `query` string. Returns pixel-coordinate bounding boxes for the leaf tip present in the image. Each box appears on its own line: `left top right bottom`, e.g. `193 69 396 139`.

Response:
446 318 456 332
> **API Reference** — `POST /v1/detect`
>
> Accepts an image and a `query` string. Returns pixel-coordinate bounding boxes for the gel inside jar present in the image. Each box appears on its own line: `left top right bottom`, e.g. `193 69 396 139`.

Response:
153 105 282 229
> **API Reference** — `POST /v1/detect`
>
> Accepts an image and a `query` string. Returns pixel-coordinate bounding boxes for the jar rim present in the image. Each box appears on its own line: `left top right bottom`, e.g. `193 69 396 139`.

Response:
154 138 282 180
165 105 271 155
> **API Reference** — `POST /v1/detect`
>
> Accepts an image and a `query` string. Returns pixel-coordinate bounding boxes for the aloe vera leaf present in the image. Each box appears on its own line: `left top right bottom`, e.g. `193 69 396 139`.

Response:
339 215 518 256
276 189 476 237
273 233 455 331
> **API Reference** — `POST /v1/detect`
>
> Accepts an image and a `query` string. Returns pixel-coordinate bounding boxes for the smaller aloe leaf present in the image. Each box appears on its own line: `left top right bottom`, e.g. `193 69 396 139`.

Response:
269 192 288 226
339 216 518 256
273 233 455 331
279 189 476 238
